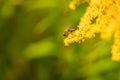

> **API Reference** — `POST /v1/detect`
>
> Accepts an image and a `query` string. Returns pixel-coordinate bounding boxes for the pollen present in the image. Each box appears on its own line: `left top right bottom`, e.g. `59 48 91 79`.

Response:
64 0 120 61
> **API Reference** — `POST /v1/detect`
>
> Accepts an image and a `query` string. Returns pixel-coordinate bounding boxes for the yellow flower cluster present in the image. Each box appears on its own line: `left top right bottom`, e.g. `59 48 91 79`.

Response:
64 0 120 61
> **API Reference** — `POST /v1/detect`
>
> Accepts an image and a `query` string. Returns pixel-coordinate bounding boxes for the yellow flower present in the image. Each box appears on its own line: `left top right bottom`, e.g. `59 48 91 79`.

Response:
112 29 120 61
64 0 120 61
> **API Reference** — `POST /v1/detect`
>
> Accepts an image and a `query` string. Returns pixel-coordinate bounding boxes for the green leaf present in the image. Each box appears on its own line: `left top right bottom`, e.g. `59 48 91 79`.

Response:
24 39 56 59
25 0 60 10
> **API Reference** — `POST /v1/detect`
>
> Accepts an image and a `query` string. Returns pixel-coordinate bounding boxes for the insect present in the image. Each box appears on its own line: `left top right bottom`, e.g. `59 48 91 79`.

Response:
63 27 75 37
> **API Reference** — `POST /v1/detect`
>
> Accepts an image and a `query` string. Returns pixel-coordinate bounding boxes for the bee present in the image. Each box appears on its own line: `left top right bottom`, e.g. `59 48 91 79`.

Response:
63 27 75 37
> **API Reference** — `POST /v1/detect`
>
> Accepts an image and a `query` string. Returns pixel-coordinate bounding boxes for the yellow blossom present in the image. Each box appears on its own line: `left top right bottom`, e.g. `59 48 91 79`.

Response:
112 29 120 61
64 0 120 61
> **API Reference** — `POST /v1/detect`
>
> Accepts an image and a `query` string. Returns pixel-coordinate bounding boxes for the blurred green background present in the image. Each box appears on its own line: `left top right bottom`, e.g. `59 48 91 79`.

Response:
0 0 120 80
